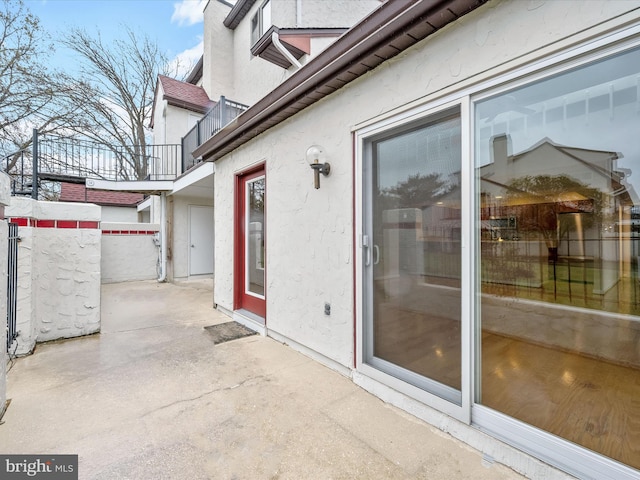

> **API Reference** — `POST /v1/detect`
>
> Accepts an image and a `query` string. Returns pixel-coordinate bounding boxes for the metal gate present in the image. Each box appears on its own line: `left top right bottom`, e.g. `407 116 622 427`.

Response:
6 222 18 351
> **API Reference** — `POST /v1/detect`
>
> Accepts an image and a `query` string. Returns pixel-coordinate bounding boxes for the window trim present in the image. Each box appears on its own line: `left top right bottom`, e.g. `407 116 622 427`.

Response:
250 0 272 47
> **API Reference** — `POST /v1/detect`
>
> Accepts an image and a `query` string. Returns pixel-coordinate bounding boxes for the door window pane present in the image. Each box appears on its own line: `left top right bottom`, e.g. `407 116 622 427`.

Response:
246 176 265 297
475 46 640 469
366 108 462 400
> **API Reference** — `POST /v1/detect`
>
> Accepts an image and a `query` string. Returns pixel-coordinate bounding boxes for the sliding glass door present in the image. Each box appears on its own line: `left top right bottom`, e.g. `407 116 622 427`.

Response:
362 106 463 404
474 45 640 472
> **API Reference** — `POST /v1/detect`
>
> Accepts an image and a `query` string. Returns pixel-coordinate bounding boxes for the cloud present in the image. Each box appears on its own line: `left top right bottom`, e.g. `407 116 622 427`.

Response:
171 0 207 26
167 39 204 79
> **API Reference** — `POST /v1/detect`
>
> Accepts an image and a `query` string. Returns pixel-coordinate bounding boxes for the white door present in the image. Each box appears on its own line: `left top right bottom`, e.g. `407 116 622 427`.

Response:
189 205 214 276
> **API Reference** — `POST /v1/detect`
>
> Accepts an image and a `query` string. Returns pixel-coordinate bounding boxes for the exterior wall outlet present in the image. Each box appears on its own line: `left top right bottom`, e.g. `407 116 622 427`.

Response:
324 303 331 315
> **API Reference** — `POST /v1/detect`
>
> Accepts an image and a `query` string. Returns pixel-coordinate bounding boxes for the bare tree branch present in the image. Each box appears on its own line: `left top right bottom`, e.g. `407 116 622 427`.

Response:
56 27 185 179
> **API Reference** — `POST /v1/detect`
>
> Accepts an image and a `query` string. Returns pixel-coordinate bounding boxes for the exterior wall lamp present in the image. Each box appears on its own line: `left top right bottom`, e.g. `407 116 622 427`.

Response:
306 144 330 189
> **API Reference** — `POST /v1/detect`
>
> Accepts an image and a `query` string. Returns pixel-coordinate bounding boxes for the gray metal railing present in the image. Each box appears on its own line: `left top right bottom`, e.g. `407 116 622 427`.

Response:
37 136 181 182
3 149 34 197
3 135 182 198
182 96 248 172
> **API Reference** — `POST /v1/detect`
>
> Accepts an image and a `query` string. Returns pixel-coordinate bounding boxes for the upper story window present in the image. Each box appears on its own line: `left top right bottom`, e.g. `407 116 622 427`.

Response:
251 0 271 46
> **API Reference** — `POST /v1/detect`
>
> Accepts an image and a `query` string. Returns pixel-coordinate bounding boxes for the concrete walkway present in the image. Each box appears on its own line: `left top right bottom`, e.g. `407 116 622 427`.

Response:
0 280 525 479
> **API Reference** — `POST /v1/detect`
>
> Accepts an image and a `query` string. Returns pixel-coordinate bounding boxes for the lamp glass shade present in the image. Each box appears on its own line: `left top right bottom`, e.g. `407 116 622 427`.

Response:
306 145 325 165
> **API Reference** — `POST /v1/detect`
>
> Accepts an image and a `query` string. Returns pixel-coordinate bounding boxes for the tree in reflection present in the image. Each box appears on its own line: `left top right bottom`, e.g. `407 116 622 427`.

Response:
505 174 605 257
380 172 455 209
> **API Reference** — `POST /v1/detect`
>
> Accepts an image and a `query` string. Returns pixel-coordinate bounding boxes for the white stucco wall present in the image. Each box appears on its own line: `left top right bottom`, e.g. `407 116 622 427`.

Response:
137 195 163 224
151 83 202 177
203 0 381 107
152 85 168 145
213 0 640 369
0 173 11 418
275 0 380 28
166 104 201 146
101 222 160 284
203 0 236 102
100 205 138 223
231 7 287 106
151 83 202 145
169 195 214 280
13 226 35 355
7 198 101 351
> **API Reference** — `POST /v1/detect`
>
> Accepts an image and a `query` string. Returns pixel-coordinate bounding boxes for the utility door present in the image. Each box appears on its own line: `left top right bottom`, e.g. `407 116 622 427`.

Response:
189 205 214 276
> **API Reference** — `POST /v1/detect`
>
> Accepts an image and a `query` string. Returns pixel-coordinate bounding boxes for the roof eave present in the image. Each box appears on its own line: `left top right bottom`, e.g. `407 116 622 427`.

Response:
223 0 257 29
185 56 204 84
194 0 487 162
165 96 213 115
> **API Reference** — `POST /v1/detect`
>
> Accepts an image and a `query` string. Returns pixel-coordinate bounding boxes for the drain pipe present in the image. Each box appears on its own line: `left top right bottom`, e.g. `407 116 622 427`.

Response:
271 31 302 70
157 192 168 282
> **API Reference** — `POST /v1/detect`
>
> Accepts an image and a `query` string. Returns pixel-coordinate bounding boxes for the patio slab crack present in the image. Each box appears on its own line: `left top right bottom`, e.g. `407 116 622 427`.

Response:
139 375 267 419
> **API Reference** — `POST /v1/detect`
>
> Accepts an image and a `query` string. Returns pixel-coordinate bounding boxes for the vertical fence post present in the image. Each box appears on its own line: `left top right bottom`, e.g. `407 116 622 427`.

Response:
31 128 38 200
220 95 227 129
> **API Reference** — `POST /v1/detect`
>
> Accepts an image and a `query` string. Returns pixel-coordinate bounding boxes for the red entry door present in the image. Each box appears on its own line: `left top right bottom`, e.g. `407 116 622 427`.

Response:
234 167 266 319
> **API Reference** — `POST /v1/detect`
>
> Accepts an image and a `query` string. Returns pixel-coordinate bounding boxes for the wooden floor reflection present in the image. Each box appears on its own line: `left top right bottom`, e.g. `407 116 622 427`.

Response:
482 332 640 470
372 272 640 471
372 299 639 471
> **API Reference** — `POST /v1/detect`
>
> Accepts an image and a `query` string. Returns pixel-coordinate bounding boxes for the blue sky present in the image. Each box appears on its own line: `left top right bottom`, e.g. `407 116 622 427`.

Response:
23 0 207 76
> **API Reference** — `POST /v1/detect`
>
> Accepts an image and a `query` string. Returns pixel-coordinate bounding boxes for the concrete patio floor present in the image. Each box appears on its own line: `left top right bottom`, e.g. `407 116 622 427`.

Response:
0 280 526 479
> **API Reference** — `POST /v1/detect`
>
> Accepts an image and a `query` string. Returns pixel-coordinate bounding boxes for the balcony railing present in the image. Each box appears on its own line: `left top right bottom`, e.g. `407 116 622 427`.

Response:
2 96 248 199
35 136 181 182
182 96 249 172
3 133 182 198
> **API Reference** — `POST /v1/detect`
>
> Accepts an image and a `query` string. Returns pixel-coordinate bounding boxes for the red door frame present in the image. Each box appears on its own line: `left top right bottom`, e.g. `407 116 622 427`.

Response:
234 165 267 319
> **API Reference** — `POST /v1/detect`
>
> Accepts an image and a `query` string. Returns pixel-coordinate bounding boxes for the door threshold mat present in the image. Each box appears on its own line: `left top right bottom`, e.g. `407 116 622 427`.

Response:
204 321 257 344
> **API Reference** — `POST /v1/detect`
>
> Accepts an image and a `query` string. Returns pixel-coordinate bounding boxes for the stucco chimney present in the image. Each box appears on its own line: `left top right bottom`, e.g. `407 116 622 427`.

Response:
491 134 512 167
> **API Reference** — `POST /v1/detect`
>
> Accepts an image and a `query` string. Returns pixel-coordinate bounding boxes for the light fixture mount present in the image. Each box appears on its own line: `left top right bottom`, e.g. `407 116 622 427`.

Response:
306 144 330 189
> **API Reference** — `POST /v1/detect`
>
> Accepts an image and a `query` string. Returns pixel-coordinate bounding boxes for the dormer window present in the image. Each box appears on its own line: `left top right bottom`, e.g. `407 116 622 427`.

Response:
250 0 271 46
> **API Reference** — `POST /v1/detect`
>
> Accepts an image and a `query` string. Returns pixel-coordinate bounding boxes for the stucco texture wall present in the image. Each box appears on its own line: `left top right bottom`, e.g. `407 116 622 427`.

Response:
7 198 101 350
101 223 160 284
280 0 380 28
203 1 236 101
35 228 100 342
213 0 640 368
232 11 286 106
0 173 9 416
101 206 138 223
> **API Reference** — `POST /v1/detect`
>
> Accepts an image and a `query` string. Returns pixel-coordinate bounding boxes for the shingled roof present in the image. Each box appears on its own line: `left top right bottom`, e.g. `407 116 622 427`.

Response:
60 183 144 207
150 75 214 128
